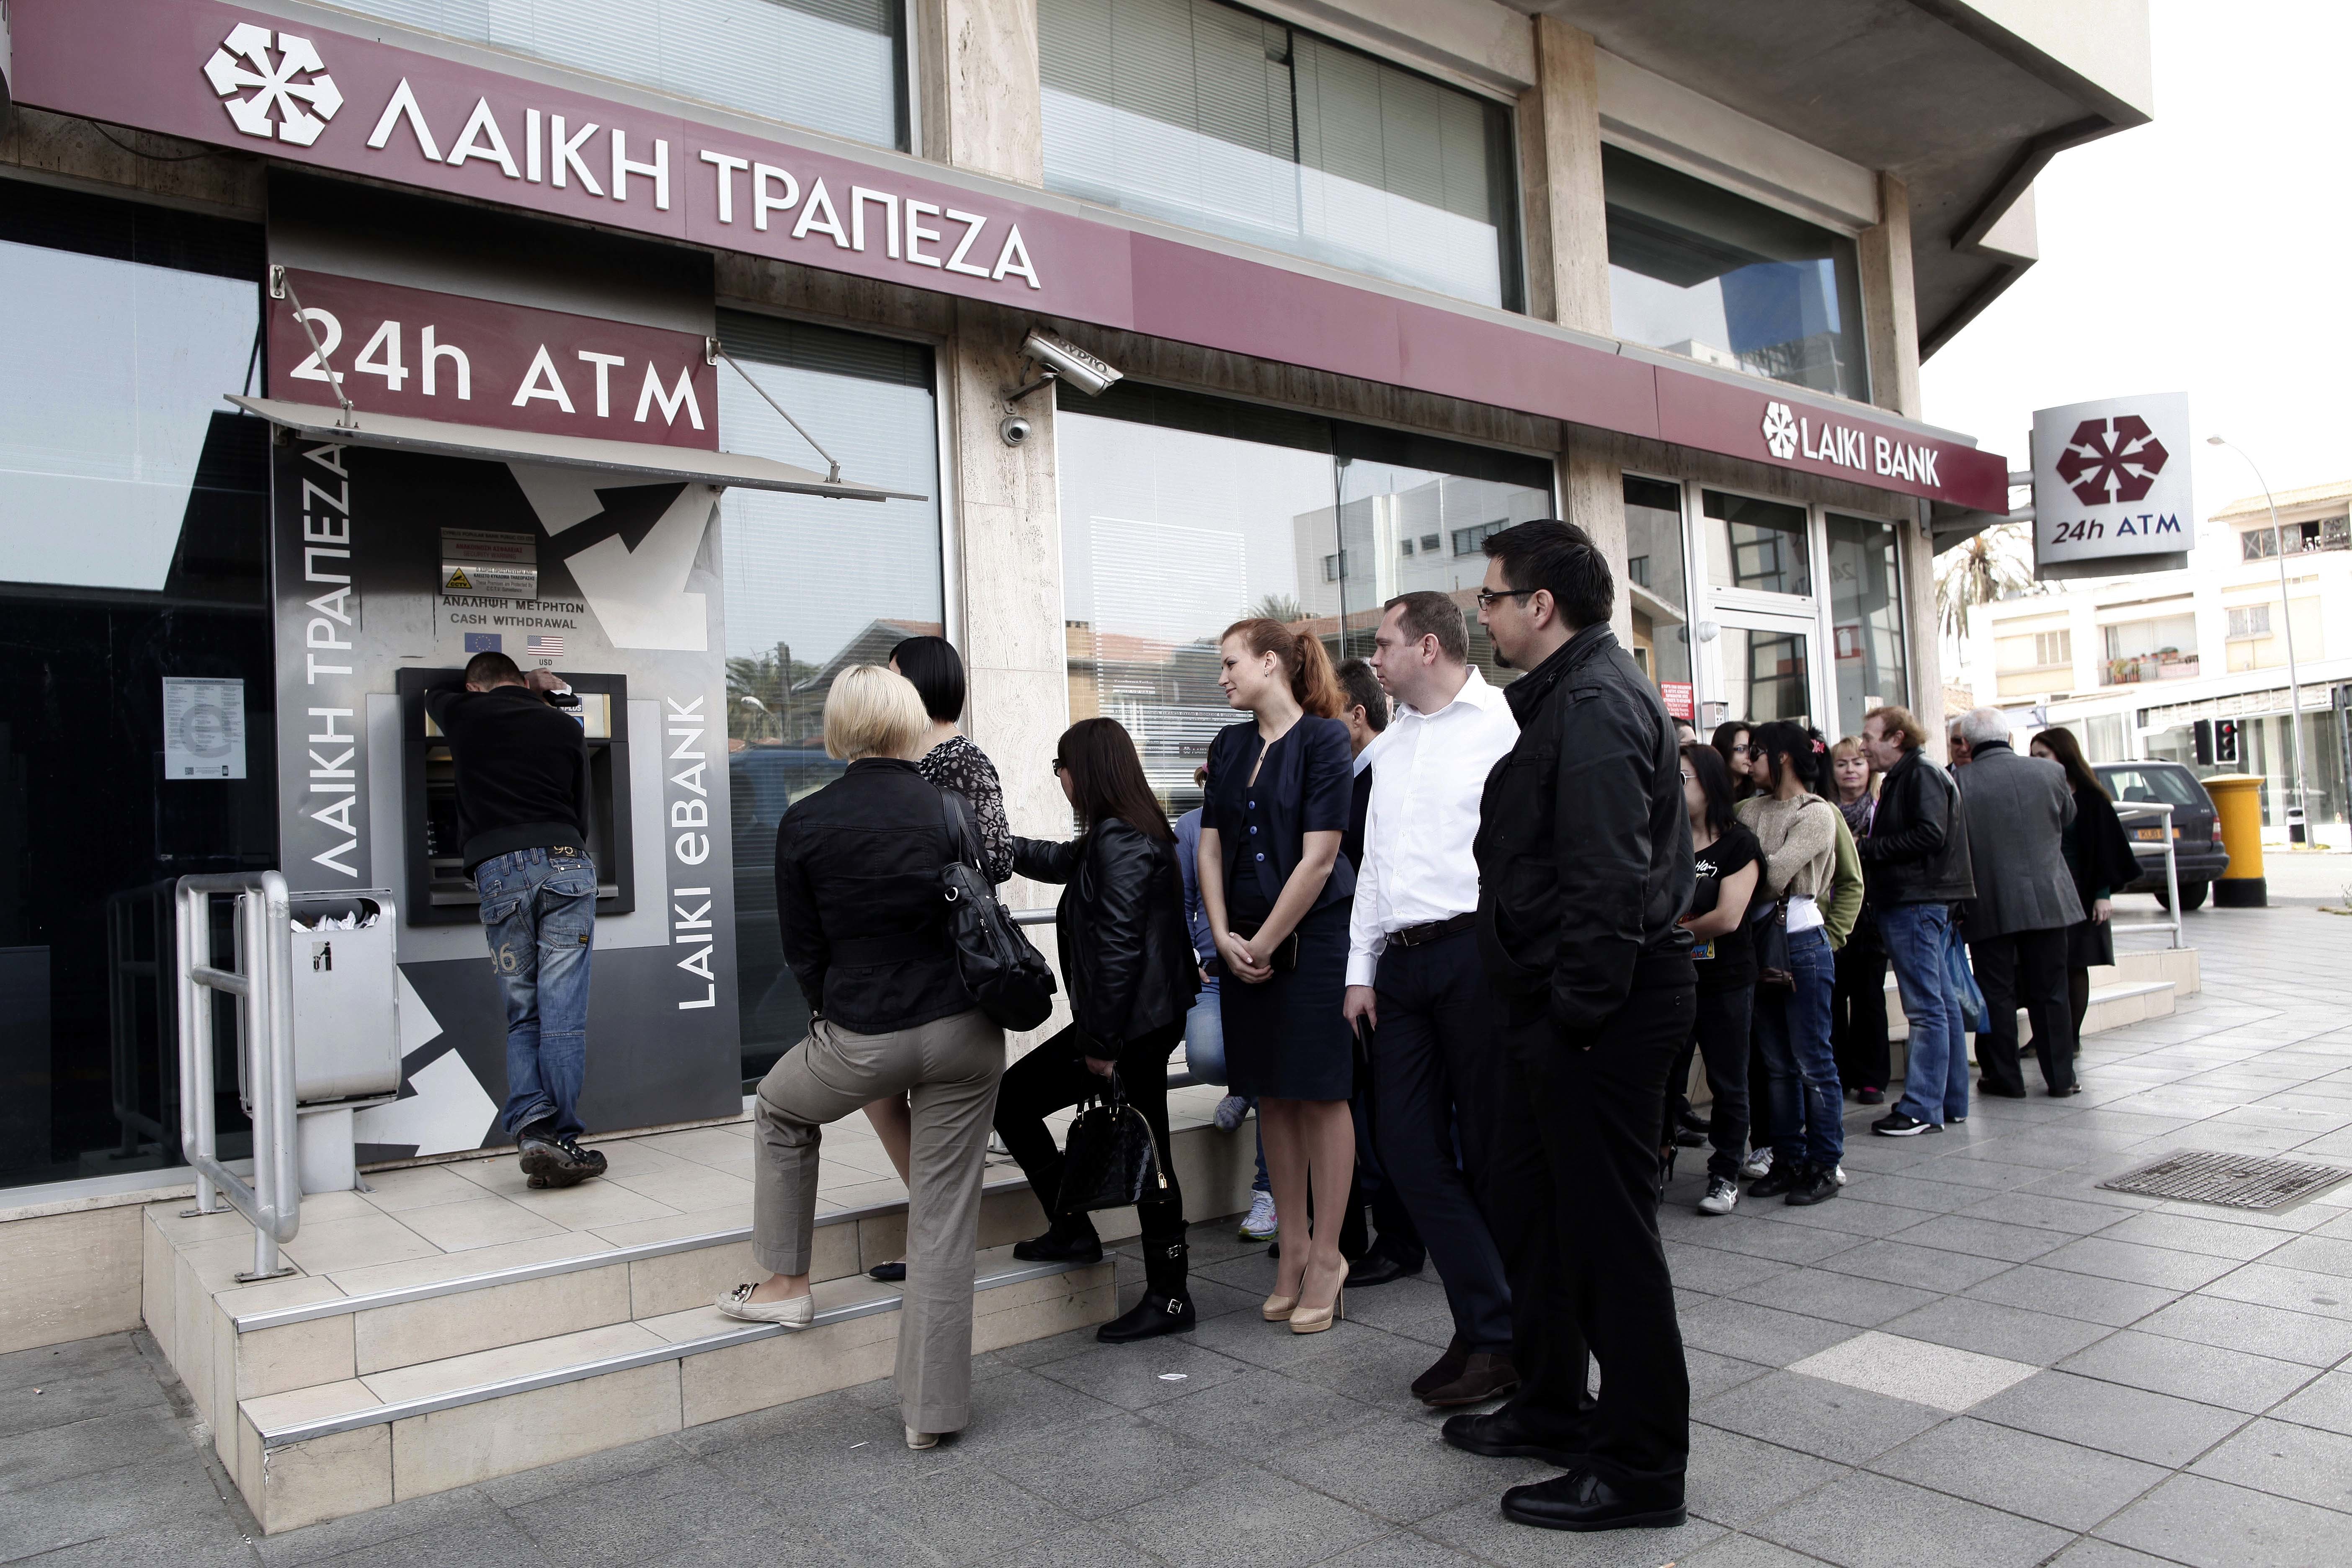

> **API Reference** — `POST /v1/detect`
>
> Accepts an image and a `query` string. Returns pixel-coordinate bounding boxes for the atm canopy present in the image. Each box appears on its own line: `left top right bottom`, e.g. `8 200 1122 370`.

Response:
224 396 927 502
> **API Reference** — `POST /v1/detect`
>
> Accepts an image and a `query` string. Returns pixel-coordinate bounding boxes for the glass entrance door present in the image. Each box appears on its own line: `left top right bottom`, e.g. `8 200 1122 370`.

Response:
1716 617 1820 728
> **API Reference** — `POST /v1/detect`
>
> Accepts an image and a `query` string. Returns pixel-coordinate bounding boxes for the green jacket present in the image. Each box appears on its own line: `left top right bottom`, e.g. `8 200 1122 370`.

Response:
1825 810 1864 951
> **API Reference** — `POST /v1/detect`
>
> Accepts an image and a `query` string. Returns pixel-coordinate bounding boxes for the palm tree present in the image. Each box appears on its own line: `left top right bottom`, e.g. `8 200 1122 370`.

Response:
1249 592 1306 624
1934 522 2036 641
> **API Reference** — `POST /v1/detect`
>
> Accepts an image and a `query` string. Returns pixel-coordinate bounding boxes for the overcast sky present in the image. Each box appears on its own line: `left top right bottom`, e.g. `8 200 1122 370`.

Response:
1920 0 2352 534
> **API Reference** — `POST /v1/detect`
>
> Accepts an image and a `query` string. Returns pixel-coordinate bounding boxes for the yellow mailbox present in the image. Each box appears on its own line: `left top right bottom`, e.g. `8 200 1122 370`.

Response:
2203 773 2267 908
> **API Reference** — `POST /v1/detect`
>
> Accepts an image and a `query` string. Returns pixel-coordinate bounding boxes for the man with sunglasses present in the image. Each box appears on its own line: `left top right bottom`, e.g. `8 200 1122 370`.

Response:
1447 520 1696 1535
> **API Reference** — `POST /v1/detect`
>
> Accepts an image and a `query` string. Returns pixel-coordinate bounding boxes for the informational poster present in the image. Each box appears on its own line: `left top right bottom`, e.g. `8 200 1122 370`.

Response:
161 676 247 779
439 527 538 598
1659 681 1695 722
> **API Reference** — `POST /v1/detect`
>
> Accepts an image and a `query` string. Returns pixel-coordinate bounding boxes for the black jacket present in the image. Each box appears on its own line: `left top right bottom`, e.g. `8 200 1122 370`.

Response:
774 758 973 1036
1013 820 1199 1051
1857 746 1975 906
2066 784 2141 910
1474 624 1694 1035
423 681 593 873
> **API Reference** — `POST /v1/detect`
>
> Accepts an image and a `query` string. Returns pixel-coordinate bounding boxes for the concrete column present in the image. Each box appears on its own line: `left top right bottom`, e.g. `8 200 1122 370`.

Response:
913 0 1044 185
1516 17 1611 336
1858 172 1923 420
1560 441 1631 644
1902 501 1949 761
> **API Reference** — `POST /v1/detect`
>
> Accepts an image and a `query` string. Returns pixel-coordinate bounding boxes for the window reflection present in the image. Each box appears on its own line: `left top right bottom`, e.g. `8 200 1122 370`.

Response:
1605 146 1868 402
1826 512 1908 736
1624 476 1692 700
335 0 910 149
1722 628 1812 726
717 313 941 1078
1704 490 1811 597
1041 0 1522 309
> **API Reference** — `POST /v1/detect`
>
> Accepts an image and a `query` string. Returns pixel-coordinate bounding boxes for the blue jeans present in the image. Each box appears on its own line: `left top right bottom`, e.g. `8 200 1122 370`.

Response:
475 848 596 1140
1885 902 1969 1126
1184 990 1269 1194
1754 925 1841 1168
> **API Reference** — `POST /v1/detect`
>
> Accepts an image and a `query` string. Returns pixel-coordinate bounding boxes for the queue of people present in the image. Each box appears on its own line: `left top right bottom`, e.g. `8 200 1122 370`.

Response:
696 527 2104 1532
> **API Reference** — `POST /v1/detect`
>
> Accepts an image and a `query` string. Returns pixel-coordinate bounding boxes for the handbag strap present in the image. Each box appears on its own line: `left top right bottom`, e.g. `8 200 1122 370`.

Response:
937 787 982 874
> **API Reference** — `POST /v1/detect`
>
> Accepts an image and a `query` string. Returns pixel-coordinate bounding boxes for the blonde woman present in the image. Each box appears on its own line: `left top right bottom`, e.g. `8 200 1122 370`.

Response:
717 665 1005 1452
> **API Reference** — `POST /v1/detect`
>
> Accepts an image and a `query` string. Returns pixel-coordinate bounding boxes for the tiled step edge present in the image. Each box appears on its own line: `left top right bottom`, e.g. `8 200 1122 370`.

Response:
251 1253 1093 1446
229 1177 1035 1335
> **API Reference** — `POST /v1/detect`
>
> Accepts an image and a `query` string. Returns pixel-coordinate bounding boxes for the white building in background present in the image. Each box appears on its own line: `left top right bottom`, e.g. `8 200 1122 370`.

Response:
1955 480 2352 843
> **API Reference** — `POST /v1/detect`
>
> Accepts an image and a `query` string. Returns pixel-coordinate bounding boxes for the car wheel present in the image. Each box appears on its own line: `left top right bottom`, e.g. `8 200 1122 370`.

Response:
2155 881 2210 912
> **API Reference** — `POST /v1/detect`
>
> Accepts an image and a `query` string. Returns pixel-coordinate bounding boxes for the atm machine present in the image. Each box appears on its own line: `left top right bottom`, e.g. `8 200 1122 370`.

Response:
394 669 637 924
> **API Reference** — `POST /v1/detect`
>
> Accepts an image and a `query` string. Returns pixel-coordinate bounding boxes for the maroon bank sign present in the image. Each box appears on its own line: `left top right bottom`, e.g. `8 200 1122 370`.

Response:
12 0 2009 511
268 269 720 449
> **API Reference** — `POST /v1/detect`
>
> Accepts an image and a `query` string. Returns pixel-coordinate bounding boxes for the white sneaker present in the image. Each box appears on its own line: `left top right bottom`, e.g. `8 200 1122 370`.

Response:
1698 1176 1739 1215
1213 1094 1250 1133
1738 1146 1773 1181
1238 1190 1279 1240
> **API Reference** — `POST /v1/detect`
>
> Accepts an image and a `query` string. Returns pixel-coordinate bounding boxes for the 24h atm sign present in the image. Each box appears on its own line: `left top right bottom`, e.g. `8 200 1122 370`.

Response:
2031 393 2195 577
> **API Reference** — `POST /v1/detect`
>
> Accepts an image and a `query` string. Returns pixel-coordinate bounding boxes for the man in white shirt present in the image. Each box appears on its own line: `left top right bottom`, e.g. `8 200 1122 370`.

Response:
1342 591 1522 1408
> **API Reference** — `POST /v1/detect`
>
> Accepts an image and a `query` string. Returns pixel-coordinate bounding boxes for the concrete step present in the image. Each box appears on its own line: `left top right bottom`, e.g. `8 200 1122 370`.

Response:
229 1243 1112 1532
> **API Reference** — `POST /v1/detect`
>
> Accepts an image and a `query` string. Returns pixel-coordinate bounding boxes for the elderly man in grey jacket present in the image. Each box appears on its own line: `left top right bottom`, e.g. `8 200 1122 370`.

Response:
1953 707 2085 1097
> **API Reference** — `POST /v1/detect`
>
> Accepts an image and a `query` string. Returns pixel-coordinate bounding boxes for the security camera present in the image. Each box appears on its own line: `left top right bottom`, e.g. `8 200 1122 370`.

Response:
1017 330 1122 399
999 414 1033 447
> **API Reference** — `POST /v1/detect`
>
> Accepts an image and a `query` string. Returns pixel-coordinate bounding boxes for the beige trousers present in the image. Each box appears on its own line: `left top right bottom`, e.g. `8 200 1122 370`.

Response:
752 1006 1005 1434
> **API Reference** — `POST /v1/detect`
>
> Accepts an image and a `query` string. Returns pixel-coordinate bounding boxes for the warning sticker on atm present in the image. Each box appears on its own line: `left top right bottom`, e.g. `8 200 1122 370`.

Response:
441 561 539 597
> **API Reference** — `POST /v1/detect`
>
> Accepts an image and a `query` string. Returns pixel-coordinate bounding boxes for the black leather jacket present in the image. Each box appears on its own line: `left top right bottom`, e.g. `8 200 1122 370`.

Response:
774 758 972 1035
1473 624 1694 1035
1014 820 1199 1051
1857 746 1976 906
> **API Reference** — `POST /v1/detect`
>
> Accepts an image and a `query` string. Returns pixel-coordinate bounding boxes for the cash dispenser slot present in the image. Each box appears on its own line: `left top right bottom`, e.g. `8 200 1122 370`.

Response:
395 669 636 926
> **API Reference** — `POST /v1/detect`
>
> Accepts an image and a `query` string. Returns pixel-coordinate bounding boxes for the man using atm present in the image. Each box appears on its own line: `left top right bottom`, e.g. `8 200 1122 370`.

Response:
426 650 608 1187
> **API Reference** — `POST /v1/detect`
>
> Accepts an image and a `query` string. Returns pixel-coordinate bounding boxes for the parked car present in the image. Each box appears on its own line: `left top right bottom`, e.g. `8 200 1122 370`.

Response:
2094 760 2229 910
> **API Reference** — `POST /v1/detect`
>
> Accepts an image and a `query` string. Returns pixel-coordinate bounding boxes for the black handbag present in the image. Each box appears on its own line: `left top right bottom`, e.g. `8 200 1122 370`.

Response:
937 790 1057 1032
1056 1068 1167 1215
1754 898 1794 990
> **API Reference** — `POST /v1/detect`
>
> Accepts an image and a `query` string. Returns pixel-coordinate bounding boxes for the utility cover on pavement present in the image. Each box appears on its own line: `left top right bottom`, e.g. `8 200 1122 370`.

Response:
2098 1149 2352 1210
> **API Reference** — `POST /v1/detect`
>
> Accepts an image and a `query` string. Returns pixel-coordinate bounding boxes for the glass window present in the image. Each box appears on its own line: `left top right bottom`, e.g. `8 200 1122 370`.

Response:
2226 604 2271 641
1057 381 1550 811
1703 490 1811 597
0 182 273 1191
2102 614 2199 686
1623 476 1691 700
335 0 910 150
1825 512 1907 737
1721 627 1812 726
1040 0 1522 310
1604 145 1868 402
717 312 941 1079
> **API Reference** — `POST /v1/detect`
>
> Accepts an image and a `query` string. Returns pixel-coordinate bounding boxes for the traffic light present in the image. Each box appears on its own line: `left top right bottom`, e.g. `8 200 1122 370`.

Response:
2213 718 2241 766
2194 719 2214 765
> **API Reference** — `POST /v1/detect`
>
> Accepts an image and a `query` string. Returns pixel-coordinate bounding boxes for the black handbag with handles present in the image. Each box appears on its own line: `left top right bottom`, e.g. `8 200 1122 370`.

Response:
937 790 1057 1032
1754 898 1794 990
1057 1068 1167 1215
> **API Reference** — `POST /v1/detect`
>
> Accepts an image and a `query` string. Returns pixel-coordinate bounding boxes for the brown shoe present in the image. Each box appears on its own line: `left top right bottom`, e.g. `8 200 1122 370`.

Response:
1419 1352 1520 1408
1411 1337 1470 1400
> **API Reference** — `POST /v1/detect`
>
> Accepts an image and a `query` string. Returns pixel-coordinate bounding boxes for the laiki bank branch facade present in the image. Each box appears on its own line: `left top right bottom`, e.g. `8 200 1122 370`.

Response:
0 0 2148 1191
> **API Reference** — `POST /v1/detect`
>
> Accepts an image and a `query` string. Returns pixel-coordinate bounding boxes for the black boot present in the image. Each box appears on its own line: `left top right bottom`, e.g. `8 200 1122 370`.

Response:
1097 1240 1196 1343
1013 1213 1103 1264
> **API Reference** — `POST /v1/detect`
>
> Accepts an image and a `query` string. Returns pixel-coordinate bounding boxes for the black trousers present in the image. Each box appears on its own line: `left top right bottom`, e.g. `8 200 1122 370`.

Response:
1682 986 1753 1182
1831 945 1890 1093
1369 930 1512 1354
1486 983 1695 1496
1340 1059 1425 1267
1970 928 2076 1095
994 1021 1186 1244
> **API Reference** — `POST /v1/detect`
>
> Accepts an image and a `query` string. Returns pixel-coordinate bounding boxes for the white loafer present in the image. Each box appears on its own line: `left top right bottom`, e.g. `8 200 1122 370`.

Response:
905 1426 939 1450
715 1283 813 1327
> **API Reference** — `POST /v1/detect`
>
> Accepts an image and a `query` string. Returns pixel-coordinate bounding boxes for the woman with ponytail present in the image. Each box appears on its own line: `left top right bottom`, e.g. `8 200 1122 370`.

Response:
1197 618 1358 1334
1735 721 1847 1208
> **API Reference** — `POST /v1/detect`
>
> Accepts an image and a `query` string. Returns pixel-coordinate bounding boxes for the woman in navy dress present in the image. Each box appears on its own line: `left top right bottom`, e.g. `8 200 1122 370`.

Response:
1197 617 1357 1333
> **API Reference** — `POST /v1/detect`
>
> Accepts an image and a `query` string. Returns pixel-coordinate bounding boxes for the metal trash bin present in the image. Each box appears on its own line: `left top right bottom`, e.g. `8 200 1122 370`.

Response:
283 891 402 1191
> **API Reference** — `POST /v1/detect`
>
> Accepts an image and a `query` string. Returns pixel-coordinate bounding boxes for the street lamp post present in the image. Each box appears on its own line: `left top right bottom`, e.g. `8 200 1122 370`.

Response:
2207 436 2310 843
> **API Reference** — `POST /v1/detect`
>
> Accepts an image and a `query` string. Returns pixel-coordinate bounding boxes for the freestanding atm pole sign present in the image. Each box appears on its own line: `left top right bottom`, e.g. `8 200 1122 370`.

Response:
2031 392 2195 580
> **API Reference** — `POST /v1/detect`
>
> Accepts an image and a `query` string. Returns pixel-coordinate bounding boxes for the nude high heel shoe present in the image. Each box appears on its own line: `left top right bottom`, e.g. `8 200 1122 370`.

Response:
1261 1291 1299 1321
1288 1287 1345 1334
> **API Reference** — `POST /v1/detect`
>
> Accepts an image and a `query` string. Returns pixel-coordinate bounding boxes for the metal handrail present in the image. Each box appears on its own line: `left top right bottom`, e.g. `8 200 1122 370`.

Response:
2111 800 2184 951
1007 905 1201 1086
177 872 300 1280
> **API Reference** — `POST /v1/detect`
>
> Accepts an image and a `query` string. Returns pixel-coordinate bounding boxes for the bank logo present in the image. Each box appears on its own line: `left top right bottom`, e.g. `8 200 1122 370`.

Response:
1761 401 1800 461
2055 414 2170 505
204 24 343 147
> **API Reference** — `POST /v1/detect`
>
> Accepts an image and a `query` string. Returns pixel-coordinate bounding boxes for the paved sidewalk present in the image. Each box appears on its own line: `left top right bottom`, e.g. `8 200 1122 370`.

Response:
8 905 2352 1568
